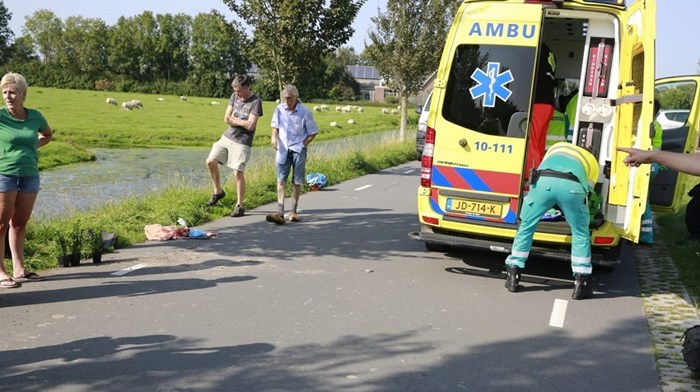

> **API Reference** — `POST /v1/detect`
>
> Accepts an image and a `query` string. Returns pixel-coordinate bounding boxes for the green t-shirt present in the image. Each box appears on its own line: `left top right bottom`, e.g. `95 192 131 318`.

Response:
0 107 49 176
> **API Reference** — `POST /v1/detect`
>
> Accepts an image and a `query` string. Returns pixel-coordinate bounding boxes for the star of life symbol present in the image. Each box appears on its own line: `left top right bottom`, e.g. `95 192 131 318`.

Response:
469 62 514 107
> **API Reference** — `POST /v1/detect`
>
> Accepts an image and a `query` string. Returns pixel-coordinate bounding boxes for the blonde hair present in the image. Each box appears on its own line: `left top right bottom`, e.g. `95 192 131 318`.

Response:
0 73 28 94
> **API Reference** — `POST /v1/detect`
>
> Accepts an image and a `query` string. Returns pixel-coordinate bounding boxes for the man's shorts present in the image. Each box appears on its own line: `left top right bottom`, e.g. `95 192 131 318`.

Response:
208 136 251 171
0 174 40 194
277 148 307 185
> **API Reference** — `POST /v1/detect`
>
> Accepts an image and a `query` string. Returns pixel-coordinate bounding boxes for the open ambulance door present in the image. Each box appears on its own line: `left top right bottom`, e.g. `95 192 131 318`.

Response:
609 0 656 243
650 77 700 213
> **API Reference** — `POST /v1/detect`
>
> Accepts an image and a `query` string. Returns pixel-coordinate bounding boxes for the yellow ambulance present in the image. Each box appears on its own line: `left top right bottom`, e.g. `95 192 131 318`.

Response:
410 0 699 266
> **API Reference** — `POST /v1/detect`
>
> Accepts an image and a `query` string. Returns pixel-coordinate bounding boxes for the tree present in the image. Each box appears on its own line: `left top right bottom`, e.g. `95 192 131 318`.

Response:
222 0 365 96
365 0 458 139
23 9 63 63
189 11 250 97
155 13 192 82
59 16 109 78
0 1 14 66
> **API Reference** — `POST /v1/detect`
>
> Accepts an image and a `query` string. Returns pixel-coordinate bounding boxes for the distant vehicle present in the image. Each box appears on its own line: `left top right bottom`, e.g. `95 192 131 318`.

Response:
656 109 690 130
415 91 433 159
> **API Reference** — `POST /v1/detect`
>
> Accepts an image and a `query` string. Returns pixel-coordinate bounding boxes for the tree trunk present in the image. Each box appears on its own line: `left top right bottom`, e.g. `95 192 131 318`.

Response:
399 95 409 141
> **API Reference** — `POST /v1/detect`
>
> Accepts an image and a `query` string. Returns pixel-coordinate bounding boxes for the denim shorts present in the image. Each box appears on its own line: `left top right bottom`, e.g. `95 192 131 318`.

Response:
277 148 307 185
0 174 40 193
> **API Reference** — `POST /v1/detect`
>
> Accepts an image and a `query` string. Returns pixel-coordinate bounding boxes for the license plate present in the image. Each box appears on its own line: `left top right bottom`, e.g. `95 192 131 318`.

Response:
446 198 503 217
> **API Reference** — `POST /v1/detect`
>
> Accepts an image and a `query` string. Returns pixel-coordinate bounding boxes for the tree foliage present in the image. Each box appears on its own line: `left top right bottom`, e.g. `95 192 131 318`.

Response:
0 1 13 66
365 0 458 137
222 0 365 97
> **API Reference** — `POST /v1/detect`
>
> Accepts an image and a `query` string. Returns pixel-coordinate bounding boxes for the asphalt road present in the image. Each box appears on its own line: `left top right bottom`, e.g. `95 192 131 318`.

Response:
0 161 659 392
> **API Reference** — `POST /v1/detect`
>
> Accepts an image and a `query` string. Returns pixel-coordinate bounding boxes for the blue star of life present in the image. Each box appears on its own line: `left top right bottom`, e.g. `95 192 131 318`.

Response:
469 62 514 107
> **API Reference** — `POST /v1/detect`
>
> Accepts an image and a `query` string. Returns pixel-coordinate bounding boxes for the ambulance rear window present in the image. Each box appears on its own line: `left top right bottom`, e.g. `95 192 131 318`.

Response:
442 44 535 137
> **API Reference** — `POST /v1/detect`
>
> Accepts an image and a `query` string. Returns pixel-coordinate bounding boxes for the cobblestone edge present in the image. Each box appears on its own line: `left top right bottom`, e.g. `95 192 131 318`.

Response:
635 246 700 391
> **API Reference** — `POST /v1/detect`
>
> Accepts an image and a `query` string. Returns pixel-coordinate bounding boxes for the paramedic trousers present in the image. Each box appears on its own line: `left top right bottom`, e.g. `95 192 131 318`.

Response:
640 163 661 244
505 175 593 275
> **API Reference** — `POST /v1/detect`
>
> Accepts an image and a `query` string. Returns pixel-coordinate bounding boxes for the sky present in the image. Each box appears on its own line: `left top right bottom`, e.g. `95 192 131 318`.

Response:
1 0 697 78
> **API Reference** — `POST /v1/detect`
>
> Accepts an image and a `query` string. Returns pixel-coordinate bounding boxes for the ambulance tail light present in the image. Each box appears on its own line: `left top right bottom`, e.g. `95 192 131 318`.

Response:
420 126 436 188
593 236 615 245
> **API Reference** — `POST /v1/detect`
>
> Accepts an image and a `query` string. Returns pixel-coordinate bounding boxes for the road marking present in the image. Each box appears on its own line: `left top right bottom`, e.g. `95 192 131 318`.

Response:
354 184 372 191
112 263 147 276
549 299 568 328
403 169 414 174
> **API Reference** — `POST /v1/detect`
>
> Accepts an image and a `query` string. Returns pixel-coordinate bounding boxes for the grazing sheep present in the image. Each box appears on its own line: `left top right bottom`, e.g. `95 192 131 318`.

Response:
330 121 338 127
276 99 280 104
121 101 133 110
180 96 188 102
313 105 321 112
210 101 221 105
156 97 164 102
347 119 355 124
357 107 364 113
320 104 329 111
341 106 352 113
390 109 398 114
130 99 143 109
106 98 117 105
382 108 390 114
335 106 342 112
397 105 402 110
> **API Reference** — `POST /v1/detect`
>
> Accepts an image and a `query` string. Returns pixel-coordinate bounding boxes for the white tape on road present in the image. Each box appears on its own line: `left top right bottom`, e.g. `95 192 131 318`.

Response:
354 185 372 191
112 263 147 276
549 298 568 328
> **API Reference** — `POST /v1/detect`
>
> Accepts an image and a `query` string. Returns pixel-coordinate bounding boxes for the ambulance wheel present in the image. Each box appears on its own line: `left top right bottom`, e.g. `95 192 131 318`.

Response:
425 242 449 252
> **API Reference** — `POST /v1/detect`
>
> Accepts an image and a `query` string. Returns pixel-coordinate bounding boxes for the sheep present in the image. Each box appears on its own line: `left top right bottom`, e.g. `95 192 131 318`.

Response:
341 106 352 113
210 101 221 105
275 99 280 104
330 121 338 127
397 105 402 110
390 109 398 114
320 104 329 111
347 119 355 124
121 101 133 110
382 108 390 114
106 98 117 105
357 107 364 113
313 105 321 112
336 106 342 112
156 97 164 102
130 99 143 109
180 96 188 102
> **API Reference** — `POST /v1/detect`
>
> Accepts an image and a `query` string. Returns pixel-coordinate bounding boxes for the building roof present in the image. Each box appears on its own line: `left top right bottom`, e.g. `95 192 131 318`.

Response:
346 65 381 80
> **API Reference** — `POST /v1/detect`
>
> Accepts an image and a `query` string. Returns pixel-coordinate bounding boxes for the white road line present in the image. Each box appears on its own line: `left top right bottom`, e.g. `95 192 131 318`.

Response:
112 263 148 276
354 184 372 191
549 298 568 328
403 169 414 174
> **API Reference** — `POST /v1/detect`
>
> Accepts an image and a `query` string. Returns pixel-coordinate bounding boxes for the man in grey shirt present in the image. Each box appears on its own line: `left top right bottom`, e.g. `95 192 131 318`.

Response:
205 75 263 217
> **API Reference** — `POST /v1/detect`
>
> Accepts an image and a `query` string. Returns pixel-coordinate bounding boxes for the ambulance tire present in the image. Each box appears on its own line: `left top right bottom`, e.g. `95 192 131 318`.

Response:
425 242 449 252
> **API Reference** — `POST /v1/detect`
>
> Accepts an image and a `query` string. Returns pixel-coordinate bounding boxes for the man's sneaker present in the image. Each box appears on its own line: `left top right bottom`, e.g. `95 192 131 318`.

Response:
572 273 593 300
505 265 520 293
266 213 285 225
206 191 226 206
231 205 245 217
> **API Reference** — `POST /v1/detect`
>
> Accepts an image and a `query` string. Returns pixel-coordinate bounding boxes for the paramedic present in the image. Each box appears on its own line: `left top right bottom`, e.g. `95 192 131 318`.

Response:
544 109 568 151
639 99 664 244
505 142 599 300
524 43 557 177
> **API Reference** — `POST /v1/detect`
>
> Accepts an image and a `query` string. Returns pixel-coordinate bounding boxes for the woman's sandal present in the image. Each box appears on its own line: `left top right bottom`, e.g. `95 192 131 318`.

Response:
12 272 45 283
0 278 21 288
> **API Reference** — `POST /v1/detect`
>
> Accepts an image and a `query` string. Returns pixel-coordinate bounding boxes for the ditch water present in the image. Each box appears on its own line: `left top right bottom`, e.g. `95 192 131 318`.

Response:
33 130 405 220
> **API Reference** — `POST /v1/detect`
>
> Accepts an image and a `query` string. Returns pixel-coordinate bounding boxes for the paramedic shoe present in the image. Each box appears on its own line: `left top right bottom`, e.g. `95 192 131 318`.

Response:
231 205 245 217
207 191 226 206
266 213 285 225
505 265 520 293
572 273 593 300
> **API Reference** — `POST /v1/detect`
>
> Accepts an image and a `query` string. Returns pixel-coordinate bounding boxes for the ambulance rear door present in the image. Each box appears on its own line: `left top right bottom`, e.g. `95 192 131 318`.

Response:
651 76 700 213
428 2 544 224
610 0 656 243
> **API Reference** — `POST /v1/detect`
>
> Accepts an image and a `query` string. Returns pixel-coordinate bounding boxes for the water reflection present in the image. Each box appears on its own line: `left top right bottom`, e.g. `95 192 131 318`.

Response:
34 130 403 220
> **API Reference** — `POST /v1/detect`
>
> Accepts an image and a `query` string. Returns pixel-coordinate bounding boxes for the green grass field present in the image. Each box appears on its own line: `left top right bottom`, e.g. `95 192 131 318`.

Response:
29 87 416 149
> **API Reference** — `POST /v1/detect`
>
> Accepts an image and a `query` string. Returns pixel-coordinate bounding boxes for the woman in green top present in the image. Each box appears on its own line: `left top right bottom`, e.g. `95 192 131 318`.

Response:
0 73 52 288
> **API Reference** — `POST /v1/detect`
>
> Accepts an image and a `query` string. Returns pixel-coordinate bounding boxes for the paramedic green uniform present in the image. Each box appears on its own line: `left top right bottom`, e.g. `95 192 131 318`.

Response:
505 142 600 274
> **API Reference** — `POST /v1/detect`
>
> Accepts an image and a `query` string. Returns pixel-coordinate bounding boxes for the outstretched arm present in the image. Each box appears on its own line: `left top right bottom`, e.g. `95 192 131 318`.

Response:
617 147 700 176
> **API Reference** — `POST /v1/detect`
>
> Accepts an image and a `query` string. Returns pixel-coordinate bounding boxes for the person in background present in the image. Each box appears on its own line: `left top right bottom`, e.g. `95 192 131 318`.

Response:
505 142 599 300
544 108 569 151
524 43 557 178
205 74 263 218
639 99 664 245
0 73 52 288
565 91 579 143
266 85 319 224
618 147 700 176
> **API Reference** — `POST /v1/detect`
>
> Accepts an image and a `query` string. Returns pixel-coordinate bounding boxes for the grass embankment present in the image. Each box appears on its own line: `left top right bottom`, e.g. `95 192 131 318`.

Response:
655 176 700 307
11 86 419 274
